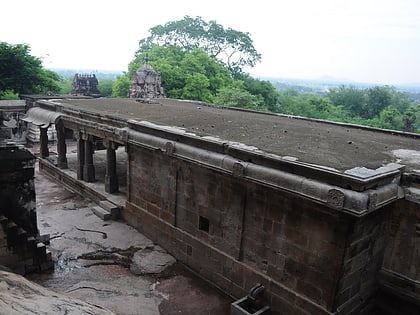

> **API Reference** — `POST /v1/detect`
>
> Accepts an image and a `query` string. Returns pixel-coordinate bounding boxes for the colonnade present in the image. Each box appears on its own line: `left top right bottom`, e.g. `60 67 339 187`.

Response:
38 123 120 194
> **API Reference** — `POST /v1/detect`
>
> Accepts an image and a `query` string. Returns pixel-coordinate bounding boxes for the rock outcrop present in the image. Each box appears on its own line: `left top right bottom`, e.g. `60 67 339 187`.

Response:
0 270 115 314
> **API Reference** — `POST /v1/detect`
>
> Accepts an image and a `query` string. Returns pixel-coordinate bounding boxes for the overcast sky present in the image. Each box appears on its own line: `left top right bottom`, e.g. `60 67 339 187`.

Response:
2 0 419 85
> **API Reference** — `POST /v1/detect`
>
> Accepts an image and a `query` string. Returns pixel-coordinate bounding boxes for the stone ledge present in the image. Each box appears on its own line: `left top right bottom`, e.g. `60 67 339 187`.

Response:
126 129 402 216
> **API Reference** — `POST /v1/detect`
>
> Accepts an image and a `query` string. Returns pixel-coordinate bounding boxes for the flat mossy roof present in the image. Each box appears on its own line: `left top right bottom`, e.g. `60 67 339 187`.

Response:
55 97 420 172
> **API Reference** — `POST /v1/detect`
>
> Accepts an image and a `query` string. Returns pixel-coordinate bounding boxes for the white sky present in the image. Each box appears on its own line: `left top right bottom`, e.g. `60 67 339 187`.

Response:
2 0 420 85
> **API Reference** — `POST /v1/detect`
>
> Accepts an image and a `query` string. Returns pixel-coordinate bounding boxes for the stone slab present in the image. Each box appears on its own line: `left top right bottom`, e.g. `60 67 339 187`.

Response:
130 247 176 275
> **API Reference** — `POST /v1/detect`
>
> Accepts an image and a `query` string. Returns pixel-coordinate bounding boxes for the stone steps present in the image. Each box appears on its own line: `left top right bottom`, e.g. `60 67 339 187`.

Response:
0 214 53 274
92 206 111 221
91 200 121 221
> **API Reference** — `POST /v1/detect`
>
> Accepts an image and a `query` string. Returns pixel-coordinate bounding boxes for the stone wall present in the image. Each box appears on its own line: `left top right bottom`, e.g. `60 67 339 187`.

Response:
122 143 397 314
0 145 52 273
335 207 392 314
377 199 420 314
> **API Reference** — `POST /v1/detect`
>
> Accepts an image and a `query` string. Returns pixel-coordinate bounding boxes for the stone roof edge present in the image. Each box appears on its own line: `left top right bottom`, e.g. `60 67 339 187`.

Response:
28 101 406 214
126 119 404 192
22 107 62 128
125 122 403 217
0 100 26 110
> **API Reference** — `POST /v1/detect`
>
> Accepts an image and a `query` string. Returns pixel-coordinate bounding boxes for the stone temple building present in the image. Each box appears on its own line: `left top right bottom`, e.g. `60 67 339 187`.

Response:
71 74 101 97
129 56 164 99
15 95 420 314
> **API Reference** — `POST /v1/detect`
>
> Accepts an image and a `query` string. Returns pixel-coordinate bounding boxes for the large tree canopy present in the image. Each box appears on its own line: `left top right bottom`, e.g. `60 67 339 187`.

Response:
137 16 261 75
113 17 279 109
0 42 60 97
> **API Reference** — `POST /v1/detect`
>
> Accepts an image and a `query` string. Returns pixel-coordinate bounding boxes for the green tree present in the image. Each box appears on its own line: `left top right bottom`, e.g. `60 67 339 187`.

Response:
112 74 131 97
214 81 265 110
402 106 418 132
307 96 348 120
98 79 114 97
391 90 412 113
236 73 280 111
378 106 403 130
58 76 73 94
137 16 261 75
327 85 366 117
365 86 392 119
181 73 212 102
0 42 60 96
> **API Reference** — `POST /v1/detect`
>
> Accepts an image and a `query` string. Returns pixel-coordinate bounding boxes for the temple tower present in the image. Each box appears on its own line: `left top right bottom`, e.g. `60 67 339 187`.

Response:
71 74 101 96
129 55 164 99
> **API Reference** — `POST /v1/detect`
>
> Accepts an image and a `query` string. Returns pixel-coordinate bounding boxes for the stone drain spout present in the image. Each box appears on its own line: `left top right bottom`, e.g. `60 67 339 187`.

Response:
231 283 270 315
248 283 265 307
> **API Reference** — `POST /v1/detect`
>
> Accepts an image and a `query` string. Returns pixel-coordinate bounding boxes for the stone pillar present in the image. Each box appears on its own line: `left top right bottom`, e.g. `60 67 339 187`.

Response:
76 132 85 180
104 141 119 193
83 135 95 182
56 122 68 169
39 127 49 158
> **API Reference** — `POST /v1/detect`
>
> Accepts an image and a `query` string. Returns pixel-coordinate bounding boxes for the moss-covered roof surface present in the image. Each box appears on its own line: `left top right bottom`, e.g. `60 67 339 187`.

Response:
57 97 420 172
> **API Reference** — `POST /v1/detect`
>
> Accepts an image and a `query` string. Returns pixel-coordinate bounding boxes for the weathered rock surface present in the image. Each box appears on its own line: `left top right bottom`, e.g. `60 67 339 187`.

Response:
20 154 231 315
130 246 176 275
0 270 115 315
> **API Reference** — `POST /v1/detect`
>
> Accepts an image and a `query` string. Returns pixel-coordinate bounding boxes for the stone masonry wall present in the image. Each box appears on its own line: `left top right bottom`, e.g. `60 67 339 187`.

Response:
377 199 420 314
334 207 392 314
241 184 350 312
0 147 37 235
383 199 420 285
123 144 394 315
0 145 52 273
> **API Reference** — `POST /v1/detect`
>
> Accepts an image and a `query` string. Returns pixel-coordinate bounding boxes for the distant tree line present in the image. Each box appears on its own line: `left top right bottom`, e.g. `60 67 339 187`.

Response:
275 86 420 132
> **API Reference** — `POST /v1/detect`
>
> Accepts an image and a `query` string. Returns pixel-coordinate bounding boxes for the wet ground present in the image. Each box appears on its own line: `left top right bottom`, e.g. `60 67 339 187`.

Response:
26 160 232 315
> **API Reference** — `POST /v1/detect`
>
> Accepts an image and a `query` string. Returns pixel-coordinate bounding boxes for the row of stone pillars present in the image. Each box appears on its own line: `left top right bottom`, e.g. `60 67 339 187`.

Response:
39 122 67 169
39 123 120 194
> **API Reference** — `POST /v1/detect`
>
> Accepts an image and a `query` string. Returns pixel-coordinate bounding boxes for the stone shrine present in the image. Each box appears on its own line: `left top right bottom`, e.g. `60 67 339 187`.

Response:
71 74 101 96
0 100 27 144
129 55 164 99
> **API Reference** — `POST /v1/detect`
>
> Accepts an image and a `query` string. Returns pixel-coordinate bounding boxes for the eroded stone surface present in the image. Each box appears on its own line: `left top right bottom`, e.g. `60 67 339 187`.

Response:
25 162 231 315
130 247 176 275
0 270 115 315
